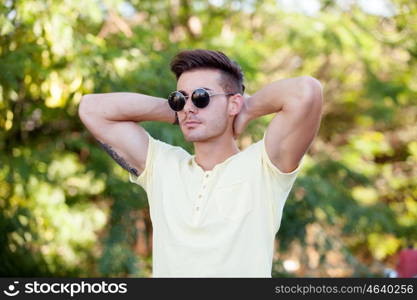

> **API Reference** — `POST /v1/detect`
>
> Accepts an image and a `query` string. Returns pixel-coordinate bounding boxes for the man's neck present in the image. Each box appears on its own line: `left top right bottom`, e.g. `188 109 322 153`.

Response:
193 134 240 171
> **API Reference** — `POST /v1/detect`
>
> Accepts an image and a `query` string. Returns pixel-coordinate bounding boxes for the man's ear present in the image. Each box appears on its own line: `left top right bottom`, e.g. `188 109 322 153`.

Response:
228 94 244 116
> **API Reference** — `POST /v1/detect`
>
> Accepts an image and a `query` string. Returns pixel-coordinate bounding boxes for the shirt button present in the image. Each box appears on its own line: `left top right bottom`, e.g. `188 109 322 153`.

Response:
196 206 200 211
205 174 209 178
202 185 206 189
198 194 202 199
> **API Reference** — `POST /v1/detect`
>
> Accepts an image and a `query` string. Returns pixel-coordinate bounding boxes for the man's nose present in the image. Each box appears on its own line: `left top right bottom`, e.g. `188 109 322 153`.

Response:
183 97 198 113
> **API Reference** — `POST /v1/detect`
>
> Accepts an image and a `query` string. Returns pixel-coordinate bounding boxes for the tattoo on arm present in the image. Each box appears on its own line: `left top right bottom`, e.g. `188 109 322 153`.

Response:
97 140 139 177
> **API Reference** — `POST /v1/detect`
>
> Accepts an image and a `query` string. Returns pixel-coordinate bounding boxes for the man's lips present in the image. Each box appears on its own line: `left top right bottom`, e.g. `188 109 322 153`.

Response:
183 121 201 127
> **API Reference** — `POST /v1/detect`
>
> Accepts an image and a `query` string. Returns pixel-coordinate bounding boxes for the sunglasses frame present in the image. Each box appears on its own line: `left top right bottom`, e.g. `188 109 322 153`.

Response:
168 88 237 112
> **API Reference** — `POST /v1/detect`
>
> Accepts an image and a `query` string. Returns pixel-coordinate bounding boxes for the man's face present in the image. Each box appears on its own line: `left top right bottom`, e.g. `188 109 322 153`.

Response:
176 69 233 142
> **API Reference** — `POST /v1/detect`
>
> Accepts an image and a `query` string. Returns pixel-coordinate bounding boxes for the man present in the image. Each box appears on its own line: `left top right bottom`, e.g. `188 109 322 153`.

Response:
79 49 323 277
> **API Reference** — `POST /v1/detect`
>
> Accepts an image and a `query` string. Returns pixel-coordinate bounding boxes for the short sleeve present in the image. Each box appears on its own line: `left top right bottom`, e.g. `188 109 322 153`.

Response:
260 136 304 191
129 132 156 192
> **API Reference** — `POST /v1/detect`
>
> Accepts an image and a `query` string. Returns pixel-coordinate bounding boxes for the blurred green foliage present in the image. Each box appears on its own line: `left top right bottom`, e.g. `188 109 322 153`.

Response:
1 0 416 277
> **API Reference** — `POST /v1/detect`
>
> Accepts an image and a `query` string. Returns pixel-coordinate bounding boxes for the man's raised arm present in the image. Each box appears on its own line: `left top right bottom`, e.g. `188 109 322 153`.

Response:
78 92 176 176
234 76 323 173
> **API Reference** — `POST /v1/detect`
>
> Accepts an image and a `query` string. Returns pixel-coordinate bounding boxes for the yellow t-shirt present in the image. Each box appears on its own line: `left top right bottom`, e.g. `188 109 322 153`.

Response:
129 133 303 277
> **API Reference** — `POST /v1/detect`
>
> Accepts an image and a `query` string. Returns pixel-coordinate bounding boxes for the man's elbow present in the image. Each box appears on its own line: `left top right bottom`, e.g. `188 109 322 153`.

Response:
298 76 323 121
78 94 96 122
299 76 323 105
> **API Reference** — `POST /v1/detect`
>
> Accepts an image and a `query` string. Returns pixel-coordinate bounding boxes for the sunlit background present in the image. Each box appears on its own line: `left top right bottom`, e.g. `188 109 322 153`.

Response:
1 0 416 277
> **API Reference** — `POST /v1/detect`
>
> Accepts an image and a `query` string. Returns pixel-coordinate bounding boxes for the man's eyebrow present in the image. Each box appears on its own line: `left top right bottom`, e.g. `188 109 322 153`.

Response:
179 88 212 95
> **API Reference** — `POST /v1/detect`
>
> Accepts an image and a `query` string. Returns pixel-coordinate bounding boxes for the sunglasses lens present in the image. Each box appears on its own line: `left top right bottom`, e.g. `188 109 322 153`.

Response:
168 91 185 111
192 88 210 108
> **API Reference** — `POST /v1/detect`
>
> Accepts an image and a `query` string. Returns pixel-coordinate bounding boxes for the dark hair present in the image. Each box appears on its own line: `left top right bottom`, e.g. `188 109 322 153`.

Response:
170 49 245 94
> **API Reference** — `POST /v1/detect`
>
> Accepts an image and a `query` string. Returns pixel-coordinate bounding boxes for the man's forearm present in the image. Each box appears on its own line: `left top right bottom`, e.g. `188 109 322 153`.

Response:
79 92 176 124
245 76 322 121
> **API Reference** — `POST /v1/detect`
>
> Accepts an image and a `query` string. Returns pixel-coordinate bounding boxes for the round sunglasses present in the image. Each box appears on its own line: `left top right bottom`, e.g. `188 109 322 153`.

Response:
168 88 237 112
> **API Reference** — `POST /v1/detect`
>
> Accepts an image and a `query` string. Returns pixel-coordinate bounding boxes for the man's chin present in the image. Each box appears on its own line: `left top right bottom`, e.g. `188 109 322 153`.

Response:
183 132 207 142
184 135 204 142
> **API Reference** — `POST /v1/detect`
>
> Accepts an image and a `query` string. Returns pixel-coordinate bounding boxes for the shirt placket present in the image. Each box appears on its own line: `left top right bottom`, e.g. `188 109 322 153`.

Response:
192 170 211 224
